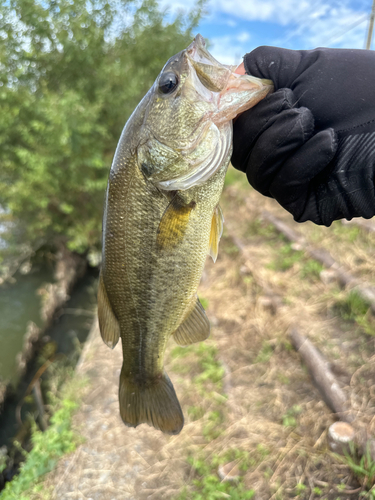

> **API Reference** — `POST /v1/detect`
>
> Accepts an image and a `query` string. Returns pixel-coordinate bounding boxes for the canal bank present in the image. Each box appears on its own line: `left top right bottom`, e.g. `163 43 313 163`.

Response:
0 254 98 490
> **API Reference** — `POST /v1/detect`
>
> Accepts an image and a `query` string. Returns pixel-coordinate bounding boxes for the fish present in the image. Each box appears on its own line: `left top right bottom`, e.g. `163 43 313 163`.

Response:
98 34 273 435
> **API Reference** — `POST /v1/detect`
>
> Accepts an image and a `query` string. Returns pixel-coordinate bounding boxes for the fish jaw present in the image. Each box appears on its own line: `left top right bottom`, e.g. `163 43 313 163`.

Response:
186 34 274 125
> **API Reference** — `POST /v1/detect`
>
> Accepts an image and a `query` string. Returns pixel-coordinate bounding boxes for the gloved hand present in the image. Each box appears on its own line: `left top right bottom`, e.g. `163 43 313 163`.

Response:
231 46 375 226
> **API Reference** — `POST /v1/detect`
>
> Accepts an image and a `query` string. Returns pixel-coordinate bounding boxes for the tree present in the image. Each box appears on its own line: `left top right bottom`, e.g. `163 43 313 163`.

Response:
0 0 202 255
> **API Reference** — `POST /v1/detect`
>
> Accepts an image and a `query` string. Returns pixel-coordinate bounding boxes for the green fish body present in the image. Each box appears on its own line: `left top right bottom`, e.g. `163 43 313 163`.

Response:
98 34 273 434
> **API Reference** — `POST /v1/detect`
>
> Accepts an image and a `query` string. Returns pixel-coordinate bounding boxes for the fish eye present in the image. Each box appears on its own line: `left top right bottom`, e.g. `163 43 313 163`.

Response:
158 72 179 94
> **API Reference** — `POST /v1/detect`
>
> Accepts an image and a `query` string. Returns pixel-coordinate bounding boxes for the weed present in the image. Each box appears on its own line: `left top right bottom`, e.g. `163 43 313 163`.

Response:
295 482 307 496
224 166 250 190
0 371 86 500
176 455 255 500
246 219 277 239
194 344 225 390
254 342 273 364
199 297 209 310
202 410 224 441
187 405 205 422
336 290 370 320
0 399 81 500
334 291 375 336
335 444 375 492
281 405 302 428
332 223 360 242
300 260 324 280
268 243 304 272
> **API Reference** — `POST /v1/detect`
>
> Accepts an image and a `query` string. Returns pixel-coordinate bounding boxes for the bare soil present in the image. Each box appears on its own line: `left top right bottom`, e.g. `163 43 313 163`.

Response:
44 167 375 500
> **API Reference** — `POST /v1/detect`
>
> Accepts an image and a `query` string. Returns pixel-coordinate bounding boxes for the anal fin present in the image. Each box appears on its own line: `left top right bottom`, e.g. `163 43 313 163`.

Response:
173 297 210 346
209 205 224 263
97 272 120 349
157 195 196 250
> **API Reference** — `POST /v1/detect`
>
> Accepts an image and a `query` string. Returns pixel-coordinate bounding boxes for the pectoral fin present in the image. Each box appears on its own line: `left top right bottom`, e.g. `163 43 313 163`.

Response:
209 205 224 263
98 273 120 349
173 297 210 346
157 195 196 250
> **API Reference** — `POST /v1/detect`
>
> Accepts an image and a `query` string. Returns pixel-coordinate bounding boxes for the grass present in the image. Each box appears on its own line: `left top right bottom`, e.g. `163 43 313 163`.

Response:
267 243 304 272
0 372 85 500
300 260 324 280
176 454 256 500
334 290 375 336
335 445 375 494
281 405 302 428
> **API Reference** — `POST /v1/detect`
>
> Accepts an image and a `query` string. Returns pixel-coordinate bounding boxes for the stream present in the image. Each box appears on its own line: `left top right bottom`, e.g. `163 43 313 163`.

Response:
0 267 98 449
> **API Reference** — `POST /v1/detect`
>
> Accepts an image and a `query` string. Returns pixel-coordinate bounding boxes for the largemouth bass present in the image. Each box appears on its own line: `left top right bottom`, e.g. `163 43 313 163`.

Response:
98 34 273 435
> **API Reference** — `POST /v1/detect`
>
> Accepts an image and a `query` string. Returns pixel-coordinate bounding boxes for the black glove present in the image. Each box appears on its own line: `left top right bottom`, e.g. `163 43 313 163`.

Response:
232 46 375 226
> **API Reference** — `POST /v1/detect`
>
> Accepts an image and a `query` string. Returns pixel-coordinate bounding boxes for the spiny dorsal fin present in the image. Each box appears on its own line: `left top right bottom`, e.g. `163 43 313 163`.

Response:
209 205 224 263
173 297 210 346
157 195 196 250
97 272 120 349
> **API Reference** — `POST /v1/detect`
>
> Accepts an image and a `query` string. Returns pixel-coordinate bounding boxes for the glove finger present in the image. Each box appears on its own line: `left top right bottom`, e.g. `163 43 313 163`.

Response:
269 128 337 220
243 46 304 90
232 88 296 172
246 106 315 196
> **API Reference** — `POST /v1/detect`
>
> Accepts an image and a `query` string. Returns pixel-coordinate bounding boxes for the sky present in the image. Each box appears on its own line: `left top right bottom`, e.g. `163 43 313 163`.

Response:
166 0 375 65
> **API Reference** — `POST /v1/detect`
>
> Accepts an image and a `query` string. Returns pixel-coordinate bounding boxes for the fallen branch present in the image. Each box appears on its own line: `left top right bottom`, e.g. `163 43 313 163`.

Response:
290 328 354 423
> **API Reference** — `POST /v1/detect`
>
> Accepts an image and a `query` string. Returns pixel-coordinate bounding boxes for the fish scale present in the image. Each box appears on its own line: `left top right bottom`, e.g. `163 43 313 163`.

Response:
98 34 273 434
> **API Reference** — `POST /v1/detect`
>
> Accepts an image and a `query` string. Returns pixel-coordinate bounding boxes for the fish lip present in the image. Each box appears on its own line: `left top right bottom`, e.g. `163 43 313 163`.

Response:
186 33 226 71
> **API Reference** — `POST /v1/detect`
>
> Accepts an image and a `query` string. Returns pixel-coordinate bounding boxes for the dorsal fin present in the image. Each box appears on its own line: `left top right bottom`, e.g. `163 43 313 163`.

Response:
157 195 196 250
97 272 120 349
209 205 224 263
173 297 210 346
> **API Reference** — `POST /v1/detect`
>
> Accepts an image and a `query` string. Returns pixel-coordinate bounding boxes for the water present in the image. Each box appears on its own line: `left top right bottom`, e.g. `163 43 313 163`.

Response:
0 268 98 448
0 267 54 385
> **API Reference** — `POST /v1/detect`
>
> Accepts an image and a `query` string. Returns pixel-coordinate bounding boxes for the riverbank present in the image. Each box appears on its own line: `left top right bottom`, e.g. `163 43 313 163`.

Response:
3 168 375 499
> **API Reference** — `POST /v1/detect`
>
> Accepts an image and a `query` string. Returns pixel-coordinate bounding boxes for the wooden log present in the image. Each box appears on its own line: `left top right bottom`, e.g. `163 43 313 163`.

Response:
328 421 355 455
289 329 354 423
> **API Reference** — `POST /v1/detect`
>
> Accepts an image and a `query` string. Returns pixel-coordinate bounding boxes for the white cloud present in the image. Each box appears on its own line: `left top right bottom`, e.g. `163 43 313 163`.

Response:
237 32 251 43
159 0 371 51
209 35 250 65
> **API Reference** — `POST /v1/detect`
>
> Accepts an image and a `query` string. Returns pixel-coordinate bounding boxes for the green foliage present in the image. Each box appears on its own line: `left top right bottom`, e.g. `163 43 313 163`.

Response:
295 482 307 496
246 219 276 239
300 260 324 280
334 291 375 336
335 445 375 496
199 297 209 310
254 341 273 363
268 243 304 272
0 398 80 499
176 455 255 500
224 166 248 188
187 405 205 421
0 0 201 255
194 343 225 390
281 404 302 428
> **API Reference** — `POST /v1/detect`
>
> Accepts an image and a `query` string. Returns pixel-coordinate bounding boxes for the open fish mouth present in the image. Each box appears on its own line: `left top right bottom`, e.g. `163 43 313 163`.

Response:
153 35 273 192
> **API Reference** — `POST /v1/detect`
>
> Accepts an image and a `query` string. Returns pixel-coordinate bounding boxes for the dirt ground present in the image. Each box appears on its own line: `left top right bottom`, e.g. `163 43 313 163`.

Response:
44 167 375 500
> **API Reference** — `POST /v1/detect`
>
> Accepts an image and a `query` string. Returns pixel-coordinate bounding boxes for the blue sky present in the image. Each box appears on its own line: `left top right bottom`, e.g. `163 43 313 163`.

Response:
167 0 374 65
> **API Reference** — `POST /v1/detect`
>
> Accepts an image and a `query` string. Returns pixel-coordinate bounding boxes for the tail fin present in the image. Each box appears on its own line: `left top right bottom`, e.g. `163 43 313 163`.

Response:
119 369 184 435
